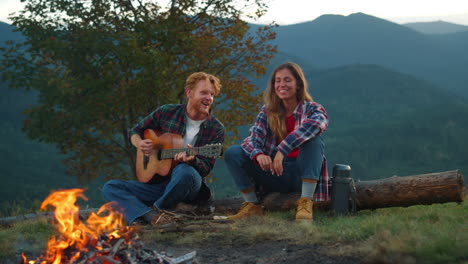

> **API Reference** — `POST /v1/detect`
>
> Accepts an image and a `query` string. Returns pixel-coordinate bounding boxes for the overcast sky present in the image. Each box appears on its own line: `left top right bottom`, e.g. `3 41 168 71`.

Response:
1 0 468 26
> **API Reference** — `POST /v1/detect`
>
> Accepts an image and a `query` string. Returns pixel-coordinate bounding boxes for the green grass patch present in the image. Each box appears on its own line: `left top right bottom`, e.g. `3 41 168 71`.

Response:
1 200 466 263
308 201 467 263
0 218 54 261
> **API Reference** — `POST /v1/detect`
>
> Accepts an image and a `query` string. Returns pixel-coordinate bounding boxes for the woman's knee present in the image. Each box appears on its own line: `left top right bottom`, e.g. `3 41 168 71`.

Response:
224 145 243 160
301 135 324 148
225 145 250 168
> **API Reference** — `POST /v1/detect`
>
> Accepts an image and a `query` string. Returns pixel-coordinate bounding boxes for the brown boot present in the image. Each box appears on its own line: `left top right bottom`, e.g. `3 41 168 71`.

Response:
230 202 263 219
295 197 313 221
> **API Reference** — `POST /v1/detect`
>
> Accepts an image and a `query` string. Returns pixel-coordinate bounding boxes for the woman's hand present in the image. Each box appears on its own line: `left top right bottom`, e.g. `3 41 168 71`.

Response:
256 154 273 172
272 151 284 176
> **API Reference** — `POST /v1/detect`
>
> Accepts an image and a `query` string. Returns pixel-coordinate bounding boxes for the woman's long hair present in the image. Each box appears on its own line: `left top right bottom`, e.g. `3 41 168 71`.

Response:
264 62 313 141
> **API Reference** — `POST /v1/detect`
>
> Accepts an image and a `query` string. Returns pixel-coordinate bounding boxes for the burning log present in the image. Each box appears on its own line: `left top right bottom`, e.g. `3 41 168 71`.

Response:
21 189 198 264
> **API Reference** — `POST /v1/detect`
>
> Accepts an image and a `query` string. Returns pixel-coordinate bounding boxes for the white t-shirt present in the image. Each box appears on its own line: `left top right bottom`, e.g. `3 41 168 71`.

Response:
183 115 205 146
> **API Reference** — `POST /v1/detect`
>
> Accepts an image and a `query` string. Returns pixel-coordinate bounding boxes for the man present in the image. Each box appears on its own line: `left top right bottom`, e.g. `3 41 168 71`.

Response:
103 72 225 225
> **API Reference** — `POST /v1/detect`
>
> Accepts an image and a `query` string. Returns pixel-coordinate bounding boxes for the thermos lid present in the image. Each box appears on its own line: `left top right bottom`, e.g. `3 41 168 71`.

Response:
332 164 351 178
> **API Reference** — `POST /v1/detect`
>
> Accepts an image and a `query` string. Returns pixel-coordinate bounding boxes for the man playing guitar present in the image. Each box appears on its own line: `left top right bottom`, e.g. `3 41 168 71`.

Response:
102 72 225 226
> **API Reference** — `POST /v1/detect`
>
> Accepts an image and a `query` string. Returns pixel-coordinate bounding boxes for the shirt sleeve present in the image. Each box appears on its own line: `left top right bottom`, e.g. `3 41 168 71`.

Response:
193 123 225 177
241 106 269 160
276 102 328 156
128 108 162 140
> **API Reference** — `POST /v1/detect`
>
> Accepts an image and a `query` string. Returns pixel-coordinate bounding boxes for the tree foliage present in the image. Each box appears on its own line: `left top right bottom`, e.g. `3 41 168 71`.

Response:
0 0 277 181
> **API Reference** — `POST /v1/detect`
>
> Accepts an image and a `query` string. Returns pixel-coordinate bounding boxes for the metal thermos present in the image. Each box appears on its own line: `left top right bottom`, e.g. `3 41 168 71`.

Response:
330 164 355 216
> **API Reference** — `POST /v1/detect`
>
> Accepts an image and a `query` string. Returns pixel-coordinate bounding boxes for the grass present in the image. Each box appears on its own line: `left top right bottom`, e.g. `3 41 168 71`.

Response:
1 199 466 263
0 218 53 261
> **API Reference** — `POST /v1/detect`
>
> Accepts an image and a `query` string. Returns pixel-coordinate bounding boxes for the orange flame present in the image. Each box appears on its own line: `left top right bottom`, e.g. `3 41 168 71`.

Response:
22 188 128 264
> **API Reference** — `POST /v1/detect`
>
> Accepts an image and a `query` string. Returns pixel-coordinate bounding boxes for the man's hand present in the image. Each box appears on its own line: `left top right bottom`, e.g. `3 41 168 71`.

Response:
272 151 284 176
139 139 154 156
174 144 196 163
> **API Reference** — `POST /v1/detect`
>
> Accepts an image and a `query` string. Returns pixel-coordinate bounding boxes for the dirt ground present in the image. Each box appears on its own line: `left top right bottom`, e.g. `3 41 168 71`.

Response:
155 240 362 264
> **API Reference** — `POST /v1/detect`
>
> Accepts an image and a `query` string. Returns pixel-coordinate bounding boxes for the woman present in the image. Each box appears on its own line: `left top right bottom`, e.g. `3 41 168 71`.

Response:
225 62 329 221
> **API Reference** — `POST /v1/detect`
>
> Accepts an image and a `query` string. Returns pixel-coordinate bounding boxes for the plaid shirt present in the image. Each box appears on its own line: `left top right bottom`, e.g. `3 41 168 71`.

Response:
241 101 330 201
129 104 225 177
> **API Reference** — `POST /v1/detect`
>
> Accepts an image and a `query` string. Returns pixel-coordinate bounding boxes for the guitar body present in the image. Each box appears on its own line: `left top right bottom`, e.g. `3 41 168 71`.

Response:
136 130 183 183
135 129 223 183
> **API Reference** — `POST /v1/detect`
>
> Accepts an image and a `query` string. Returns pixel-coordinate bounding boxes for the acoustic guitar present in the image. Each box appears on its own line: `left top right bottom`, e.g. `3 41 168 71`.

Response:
135 129 223 183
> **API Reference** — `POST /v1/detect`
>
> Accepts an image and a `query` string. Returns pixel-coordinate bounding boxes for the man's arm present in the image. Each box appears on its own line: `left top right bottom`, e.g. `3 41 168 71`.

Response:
192 124 225 177
131 134 154 156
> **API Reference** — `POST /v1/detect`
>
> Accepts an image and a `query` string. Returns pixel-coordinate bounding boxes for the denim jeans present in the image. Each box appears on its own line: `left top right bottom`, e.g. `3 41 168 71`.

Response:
225 135 324 193
102 163 202 224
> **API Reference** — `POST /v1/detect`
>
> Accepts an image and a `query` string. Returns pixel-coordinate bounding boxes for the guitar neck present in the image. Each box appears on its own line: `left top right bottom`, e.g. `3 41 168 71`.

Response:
160 146 204 159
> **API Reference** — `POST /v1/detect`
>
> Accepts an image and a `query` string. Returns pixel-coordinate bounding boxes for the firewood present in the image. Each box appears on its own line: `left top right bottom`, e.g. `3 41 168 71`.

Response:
110 238 125 258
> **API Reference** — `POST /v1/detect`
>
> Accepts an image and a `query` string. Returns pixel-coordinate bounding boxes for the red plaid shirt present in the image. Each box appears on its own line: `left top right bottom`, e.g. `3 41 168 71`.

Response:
241 101 330 201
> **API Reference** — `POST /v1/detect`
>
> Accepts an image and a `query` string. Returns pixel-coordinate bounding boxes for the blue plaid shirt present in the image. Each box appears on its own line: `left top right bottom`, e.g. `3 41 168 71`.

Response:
241 101 330 201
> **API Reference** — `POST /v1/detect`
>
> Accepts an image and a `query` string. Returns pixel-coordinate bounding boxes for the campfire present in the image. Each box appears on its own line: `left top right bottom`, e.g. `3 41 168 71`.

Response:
22 188 196 264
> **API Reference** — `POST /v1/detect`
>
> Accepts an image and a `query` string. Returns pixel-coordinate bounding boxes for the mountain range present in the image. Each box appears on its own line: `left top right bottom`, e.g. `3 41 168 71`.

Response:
1 14 467 215
271 13 468 98
404 21 468 34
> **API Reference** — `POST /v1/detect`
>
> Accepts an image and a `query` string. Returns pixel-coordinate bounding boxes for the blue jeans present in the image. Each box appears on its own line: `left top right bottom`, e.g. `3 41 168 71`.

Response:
102 163 202 224
225 136 324 193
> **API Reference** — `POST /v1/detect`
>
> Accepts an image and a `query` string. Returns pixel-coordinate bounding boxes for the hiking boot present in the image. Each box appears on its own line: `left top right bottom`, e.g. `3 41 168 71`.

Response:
295 197 314 221
230 202 263 219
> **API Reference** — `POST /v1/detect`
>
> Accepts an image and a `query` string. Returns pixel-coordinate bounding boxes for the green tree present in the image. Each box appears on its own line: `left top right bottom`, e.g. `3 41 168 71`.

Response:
0 0 277 182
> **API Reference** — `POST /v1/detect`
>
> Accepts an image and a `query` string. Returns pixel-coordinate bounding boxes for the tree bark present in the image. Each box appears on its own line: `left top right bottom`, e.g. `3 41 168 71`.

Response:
354 169 465 210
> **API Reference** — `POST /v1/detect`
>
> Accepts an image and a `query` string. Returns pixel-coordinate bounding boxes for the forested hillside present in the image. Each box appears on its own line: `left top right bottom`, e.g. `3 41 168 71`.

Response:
310 64 468 180
0 82 105 216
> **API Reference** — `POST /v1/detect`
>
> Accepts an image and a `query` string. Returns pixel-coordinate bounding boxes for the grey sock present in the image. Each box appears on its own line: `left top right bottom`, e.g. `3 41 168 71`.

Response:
242 191 259 204
301 181 317 199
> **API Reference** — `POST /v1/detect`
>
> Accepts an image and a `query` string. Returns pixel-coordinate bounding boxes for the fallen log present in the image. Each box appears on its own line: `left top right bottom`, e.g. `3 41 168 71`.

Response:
209 169 465 213
354 169 465 210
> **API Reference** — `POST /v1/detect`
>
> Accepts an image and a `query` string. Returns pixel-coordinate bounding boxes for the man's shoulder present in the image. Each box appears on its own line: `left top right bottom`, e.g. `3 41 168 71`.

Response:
208 115 225 131
157 103 183 112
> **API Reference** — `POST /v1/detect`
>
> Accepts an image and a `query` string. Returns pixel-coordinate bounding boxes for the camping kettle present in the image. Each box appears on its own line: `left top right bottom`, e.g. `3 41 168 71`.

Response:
330 164 357 215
